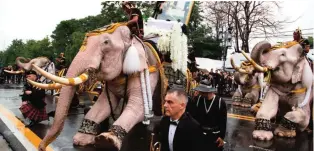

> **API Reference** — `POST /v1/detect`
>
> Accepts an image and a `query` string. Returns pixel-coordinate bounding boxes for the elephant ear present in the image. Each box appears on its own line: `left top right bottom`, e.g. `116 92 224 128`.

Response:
291 58 306 84
250 41 272 64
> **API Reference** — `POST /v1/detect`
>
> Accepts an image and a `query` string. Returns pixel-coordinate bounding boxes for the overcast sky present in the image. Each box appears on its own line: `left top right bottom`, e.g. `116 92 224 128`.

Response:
0 0 313 51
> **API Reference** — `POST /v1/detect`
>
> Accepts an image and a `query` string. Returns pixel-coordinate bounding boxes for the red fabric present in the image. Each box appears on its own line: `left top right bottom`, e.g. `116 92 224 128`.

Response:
19 103 48 122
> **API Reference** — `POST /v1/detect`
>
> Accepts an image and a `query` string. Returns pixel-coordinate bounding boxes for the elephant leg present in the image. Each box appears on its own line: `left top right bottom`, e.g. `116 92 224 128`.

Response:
241 93 254 108
275 102 310 138
253 88 279 140
242 90 259 108
73 89 118 146
232 91 242 106
95 73 158 150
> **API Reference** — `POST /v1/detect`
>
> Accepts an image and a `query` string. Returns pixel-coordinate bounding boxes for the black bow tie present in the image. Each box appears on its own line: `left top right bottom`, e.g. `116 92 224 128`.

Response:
170 121 178 126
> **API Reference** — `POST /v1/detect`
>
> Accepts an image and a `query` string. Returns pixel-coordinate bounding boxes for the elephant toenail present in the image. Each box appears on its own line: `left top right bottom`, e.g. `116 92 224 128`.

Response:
278 132 283 137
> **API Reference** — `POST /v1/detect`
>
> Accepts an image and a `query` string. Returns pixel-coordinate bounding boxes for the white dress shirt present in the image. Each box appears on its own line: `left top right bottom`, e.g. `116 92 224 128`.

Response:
168 119 179 151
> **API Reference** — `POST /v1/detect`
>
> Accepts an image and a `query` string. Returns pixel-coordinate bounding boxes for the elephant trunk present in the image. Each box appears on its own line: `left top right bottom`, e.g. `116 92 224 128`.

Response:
233 72 245 85
41 51 100 147
16 57 32 71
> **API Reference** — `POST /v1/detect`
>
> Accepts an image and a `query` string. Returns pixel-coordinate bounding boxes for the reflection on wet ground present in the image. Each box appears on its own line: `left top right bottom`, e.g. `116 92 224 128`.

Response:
0 135 12 151
0 84 312 151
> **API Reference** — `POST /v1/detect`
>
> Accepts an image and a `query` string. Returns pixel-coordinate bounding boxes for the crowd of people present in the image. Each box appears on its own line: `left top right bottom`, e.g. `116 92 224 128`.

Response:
192 69 237 97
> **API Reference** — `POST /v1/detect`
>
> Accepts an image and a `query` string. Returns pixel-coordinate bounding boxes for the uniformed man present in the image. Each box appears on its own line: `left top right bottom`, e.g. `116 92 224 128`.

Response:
293 28 310 54
188 84 227 151
122 1 144 39
55 52 66 71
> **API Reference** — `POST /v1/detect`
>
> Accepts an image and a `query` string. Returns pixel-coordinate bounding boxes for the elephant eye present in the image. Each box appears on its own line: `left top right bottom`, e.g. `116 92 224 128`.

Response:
104 40 109 44
281 53 285 56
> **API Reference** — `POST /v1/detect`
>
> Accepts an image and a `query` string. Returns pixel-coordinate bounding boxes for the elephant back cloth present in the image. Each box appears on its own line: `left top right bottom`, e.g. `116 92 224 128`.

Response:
144 40 193 94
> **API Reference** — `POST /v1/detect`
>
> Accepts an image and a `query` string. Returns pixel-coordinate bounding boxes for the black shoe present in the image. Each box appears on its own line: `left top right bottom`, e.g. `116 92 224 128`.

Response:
25 121 37 127
48 111 55 117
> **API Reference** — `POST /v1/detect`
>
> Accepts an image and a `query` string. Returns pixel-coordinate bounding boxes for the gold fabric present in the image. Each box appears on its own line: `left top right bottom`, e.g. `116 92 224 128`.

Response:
80 22 127 51
268 41 299 52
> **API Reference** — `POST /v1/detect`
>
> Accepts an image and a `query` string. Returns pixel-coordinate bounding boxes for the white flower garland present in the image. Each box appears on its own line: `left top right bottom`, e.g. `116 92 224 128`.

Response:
144 21 188 74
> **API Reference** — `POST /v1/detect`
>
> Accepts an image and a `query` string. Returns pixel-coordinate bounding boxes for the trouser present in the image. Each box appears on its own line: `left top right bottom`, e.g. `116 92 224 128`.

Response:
203 130 223 151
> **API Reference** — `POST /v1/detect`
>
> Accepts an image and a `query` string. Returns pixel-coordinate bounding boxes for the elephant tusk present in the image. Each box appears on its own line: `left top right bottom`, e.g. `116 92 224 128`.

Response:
31 64 89 86
27 79 63 90
230 57 249 74
241 50 268 72
4 70 24 74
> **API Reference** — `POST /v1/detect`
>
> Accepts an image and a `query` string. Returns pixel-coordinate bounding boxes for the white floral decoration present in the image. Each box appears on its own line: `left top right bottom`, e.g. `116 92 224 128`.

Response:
144 20 188 74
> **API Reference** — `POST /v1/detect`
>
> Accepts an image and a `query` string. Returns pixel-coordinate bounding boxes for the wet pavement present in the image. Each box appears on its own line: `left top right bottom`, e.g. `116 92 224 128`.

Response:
0 84 312 151
0 134 12 151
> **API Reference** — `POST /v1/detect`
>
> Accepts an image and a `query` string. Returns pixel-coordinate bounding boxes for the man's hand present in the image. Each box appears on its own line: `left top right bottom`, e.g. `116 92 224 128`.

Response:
25 90 32 95
22 101 28 105
38 142 47 151
216 137 224 147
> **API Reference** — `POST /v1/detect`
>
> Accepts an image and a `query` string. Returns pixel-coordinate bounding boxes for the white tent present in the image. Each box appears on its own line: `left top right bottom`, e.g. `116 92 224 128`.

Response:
225 52 251 69
195 57 223 71
307 49 314 61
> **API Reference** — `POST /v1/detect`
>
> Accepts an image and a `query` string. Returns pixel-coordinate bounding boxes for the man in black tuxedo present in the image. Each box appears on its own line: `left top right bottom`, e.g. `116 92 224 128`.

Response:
154 88 205 151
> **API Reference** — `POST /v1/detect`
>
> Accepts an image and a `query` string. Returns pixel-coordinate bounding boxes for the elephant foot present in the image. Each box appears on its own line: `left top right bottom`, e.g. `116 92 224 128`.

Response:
254 118 273 140
253 130 273 140
232 96 241 106
94 125 127 150
274 125 296 138
240 102 251 108
73 132 95 146
274 117 297 138
95 132 121 150
232 101 241 106
241 98 251 108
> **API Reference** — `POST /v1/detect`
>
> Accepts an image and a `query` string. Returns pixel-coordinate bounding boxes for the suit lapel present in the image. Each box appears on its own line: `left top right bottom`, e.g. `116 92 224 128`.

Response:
163 117 170 151
172 113 188 151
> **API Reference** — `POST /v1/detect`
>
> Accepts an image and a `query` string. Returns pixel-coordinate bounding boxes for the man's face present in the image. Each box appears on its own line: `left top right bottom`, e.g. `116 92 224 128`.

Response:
164 93 185 117
293 32 300 40
26 74 37 81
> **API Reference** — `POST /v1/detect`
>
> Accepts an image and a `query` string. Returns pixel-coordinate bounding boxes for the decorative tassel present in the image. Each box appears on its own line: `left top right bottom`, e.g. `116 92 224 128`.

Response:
140 71 150 125
123 44 141 75
144 69 153 116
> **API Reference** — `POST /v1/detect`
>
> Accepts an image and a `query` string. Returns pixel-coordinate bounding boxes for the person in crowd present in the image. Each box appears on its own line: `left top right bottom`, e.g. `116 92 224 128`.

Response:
122 1 144 39
293 27 310 54
55 52 66 72
154 88 205 151
188 83 227 151
217 71 225 96
19 71 52 127
214 70 220 88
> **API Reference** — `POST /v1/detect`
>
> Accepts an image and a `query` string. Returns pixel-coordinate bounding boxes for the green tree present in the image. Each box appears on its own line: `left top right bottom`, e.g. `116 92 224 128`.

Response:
65 31 85 66
188 1 222 59
3 39 25 65
100 1 155 23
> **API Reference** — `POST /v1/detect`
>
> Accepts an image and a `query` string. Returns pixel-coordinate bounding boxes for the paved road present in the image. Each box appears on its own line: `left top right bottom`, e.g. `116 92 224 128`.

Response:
0 135 12 151
0 84 312 151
